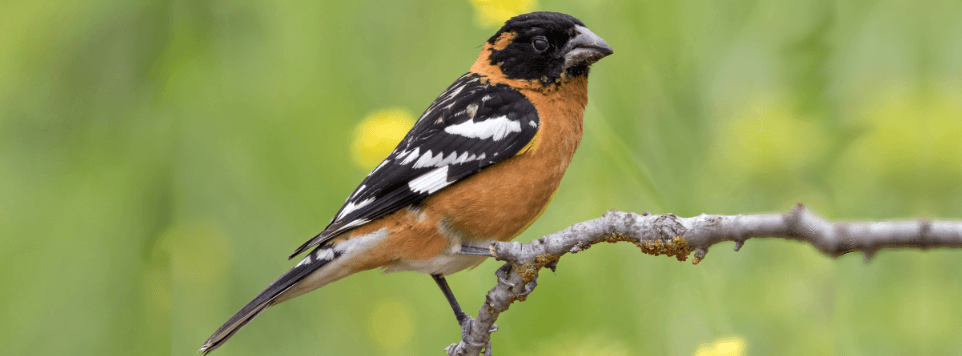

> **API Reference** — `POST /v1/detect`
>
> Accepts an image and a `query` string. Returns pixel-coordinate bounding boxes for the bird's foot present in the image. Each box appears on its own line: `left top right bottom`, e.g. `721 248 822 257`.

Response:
496 262 538 298
451 315 497 356
495 263 514 287
518 276 537 297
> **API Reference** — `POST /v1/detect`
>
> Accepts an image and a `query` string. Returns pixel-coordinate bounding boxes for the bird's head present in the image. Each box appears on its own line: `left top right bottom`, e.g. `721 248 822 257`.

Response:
474 12 613 87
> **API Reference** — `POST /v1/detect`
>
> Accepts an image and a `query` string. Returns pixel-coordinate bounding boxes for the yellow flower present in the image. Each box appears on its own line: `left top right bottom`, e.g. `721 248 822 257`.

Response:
351 109 415 169
468 0 538 28
694 336 747 356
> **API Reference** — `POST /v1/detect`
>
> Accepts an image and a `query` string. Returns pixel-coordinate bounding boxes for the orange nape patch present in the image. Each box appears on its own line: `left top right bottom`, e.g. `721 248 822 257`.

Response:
492 32 516 50
469 42 591 96
469 42 537 90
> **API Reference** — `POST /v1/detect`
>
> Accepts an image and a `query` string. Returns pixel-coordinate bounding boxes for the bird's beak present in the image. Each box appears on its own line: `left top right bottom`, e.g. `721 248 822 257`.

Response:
561 25 613 71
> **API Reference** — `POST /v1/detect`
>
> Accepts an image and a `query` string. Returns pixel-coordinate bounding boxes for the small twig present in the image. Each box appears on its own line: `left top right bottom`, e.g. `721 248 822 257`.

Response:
444 204 962 356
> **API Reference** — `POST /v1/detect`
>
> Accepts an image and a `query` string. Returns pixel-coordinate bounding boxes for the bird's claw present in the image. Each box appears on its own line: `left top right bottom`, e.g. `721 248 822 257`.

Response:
496 263 515 287
458 316 485 349
518 277 538 297
496 262 537 297
453 316 497 355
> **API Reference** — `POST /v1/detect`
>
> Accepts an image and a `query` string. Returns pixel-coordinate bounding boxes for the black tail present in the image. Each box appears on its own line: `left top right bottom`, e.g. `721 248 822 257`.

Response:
200 246 340 354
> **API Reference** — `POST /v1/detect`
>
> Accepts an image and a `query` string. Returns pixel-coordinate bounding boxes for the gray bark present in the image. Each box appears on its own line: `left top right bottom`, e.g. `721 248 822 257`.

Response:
445 204 962 356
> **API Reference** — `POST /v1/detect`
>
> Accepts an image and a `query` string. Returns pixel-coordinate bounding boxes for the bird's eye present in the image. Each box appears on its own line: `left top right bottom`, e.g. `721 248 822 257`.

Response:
532 36 550 52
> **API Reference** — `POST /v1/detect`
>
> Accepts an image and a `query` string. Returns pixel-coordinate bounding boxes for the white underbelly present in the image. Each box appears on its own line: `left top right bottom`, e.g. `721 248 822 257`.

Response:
384 250 488 275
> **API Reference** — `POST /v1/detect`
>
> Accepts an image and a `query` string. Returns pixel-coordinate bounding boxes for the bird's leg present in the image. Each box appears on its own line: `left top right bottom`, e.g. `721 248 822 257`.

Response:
432 273 468 325
433 274 497 354
457 245 494 256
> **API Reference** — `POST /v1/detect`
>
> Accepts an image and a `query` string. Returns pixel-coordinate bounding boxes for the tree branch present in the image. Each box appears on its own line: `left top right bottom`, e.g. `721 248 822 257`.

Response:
444 204 962 356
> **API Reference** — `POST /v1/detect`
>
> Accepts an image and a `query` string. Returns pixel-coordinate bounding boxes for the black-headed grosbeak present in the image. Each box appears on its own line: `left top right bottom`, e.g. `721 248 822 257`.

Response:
201 11 612 353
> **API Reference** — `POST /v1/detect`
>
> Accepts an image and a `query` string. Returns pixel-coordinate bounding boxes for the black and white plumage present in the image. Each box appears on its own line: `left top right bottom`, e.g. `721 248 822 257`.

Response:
289 73 540 258
202 12 613 354
204 73 541 354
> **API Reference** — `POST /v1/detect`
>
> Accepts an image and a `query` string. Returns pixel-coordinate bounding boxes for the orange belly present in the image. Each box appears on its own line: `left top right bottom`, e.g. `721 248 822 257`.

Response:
425 74 587 240
341 74 588 274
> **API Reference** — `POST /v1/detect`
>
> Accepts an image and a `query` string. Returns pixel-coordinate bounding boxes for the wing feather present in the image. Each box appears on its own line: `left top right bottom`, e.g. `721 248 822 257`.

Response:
290 73 539 258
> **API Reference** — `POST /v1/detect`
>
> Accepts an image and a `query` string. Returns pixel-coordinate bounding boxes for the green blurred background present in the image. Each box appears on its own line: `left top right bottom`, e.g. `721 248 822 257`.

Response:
2 0 961 355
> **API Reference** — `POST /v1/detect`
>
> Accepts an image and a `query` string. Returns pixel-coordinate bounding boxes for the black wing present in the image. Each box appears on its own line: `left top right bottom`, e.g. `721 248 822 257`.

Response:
290 73 540 258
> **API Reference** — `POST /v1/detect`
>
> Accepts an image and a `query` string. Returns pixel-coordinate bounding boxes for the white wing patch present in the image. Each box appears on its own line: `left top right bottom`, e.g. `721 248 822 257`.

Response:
444 115 522 141
403 150 487 168
436 151 460 167
412 150 485 168
412 150 442 168
369 159 389 176
398 147 420 165
446 84 465 99
351 185 367 198
408 166 451 194
335 218 369 231
465 103 479 119
316 248 335 261
295 256 312 268
295 248 336 268
337 197 375 220
452 152 471 164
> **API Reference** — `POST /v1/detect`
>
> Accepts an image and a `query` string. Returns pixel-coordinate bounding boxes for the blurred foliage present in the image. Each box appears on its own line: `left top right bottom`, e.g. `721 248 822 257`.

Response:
694 337 747 356
1 0 961 355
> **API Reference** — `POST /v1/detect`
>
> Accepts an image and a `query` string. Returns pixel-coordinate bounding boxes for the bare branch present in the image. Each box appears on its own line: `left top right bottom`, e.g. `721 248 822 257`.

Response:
444 204 962 356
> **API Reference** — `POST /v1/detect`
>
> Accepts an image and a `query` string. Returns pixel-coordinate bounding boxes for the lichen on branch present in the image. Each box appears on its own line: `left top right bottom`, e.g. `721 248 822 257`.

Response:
445 204 962 356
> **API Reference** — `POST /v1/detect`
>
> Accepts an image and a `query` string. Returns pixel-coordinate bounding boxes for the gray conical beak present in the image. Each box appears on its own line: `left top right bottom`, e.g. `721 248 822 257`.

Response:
561 25 613 71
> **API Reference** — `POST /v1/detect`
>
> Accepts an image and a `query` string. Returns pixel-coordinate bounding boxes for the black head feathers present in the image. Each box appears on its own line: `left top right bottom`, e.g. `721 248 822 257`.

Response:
484 12 611 83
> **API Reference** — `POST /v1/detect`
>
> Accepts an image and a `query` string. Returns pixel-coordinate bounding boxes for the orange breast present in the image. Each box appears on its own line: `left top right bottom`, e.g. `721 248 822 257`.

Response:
341 47 589 268
422 73 589 242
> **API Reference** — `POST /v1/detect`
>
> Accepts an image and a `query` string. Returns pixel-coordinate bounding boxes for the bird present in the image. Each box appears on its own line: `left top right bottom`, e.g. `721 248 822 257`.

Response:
200 11 612 354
